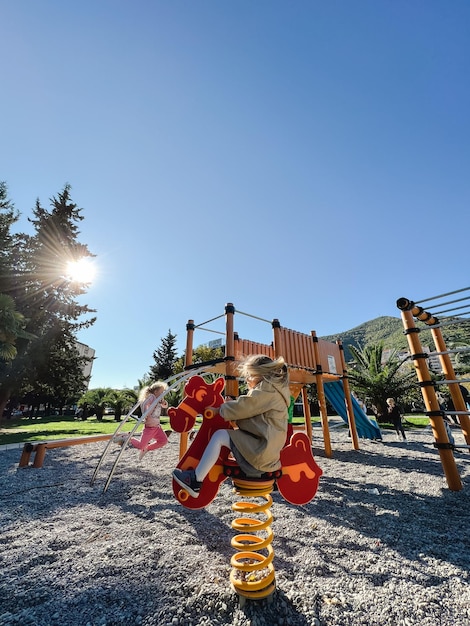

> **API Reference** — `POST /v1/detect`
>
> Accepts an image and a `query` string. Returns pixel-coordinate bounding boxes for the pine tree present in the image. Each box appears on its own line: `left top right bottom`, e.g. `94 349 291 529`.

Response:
0 184 96 419
148 330 178 381
0 294 35 361
0 182 20 296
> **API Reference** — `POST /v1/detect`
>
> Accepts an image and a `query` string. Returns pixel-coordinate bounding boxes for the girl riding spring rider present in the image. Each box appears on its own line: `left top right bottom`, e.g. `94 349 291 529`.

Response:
172 355 290 497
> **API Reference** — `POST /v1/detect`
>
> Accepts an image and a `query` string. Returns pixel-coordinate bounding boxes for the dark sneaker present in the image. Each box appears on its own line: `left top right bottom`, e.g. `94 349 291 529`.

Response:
172 468 202 498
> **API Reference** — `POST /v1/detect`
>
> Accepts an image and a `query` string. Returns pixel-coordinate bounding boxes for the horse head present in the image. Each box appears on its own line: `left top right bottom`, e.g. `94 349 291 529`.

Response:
168 375 225 433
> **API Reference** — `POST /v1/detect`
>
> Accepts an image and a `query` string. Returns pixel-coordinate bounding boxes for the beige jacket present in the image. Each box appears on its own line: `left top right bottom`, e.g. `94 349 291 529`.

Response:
219 379 290 473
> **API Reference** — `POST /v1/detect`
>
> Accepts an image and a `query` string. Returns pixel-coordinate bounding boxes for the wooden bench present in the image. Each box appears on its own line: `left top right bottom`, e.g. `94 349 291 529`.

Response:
18 434 113 468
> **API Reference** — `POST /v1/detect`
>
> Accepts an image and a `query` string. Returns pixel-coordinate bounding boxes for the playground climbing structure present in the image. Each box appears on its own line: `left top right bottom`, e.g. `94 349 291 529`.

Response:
180 303 381 460
397 287 470 491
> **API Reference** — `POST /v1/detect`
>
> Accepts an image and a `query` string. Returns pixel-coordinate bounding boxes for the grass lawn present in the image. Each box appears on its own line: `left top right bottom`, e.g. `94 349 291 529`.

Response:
0 413 429 446
0 414 173 446
403 415 430 428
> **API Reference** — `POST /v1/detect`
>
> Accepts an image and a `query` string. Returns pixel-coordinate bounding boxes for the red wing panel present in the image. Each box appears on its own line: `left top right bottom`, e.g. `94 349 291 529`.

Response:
277 432 323 505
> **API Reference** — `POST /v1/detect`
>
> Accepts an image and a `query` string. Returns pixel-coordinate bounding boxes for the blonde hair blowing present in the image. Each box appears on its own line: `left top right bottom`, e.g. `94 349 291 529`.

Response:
139 381 168 402
238 355 288 385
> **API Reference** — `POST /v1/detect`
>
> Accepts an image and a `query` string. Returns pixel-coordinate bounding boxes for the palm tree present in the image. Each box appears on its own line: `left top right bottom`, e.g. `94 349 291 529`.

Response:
78 387 113 421
347 342 416 422
105 388 138 421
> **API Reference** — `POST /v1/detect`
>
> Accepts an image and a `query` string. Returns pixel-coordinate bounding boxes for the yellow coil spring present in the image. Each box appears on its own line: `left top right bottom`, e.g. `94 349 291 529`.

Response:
229 478 276 599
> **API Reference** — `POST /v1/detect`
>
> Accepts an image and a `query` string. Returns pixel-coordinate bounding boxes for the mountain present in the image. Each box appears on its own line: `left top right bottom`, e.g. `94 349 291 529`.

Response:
320 316 422 361
320 314 470 362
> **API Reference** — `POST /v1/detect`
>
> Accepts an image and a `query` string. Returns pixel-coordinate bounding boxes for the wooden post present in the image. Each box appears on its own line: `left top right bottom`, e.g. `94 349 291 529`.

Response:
337 340 360 451
301 386 313 442
179 319 195 459
272 319 284 362
431 327 470 446
18 443 35 468
225 303 238 398
311 331 333 458
399 307 462 491
32 444 47 468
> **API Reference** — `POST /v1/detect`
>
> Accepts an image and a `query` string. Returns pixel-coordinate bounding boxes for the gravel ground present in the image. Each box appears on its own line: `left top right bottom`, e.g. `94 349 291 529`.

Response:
0 424 469 626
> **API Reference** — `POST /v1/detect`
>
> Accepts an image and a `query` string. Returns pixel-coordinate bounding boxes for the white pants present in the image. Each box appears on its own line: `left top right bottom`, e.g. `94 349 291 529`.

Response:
195 429 231 482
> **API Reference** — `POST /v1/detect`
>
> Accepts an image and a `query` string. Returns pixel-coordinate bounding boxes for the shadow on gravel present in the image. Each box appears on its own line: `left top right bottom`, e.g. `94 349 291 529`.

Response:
2 440 470 625
236 588 316 626
272 443 470 576
317 441 453 476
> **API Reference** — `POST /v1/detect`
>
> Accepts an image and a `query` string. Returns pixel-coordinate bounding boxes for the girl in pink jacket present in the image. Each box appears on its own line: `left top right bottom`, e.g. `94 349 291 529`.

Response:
131 381 169 460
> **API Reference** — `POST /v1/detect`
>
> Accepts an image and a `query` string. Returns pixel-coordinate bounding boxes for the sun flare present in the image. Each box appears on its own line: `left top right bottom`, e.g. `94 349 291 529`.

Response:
66 258 96 284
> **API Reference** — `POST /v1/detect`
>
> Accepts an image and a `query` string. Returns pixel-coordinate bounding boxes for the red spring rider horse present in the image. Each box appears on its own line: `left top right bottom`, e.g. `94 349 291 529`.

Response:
168 375 322 510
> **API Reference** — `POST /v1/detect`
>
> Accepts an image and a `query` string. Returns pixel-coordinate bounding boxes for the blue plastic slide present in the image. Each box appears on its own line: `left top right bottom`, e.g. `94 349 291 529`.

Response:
324 380 382 440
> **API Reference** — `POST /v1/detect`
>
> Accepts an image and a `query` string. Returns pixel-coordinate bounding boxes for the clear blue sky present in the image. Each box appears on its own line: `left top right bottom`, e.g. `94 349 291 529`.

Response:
2 1 469 389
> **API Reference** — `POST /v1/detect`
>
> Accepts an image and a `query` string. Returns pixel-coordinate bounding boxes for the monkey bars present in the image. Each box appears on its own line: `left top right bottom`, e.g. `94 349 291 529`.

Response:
397 288 470 491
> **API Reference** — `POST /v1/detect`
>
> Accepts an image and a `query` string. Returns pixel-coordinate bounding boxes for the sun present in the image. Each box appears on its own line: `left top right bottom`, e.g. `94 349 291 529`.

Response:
65 258 96 284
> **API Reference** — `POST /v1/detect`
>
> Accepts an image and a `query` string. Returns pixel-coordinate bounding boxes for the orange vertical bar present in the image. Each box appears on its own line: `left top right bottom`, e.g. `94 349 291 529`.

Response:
298 332 304 366
306 333 316 369
233 332 241 362
285 328 291 361
287 330 295 365
298 333 304 366
294 332 301 366
301 334 310 367
286 330 293 363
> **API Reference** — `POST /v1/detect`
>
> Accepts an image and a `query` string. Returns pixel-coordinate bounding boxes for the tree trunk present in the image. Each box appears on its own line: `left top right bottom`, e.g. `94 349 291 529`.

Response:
0 389 12 425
